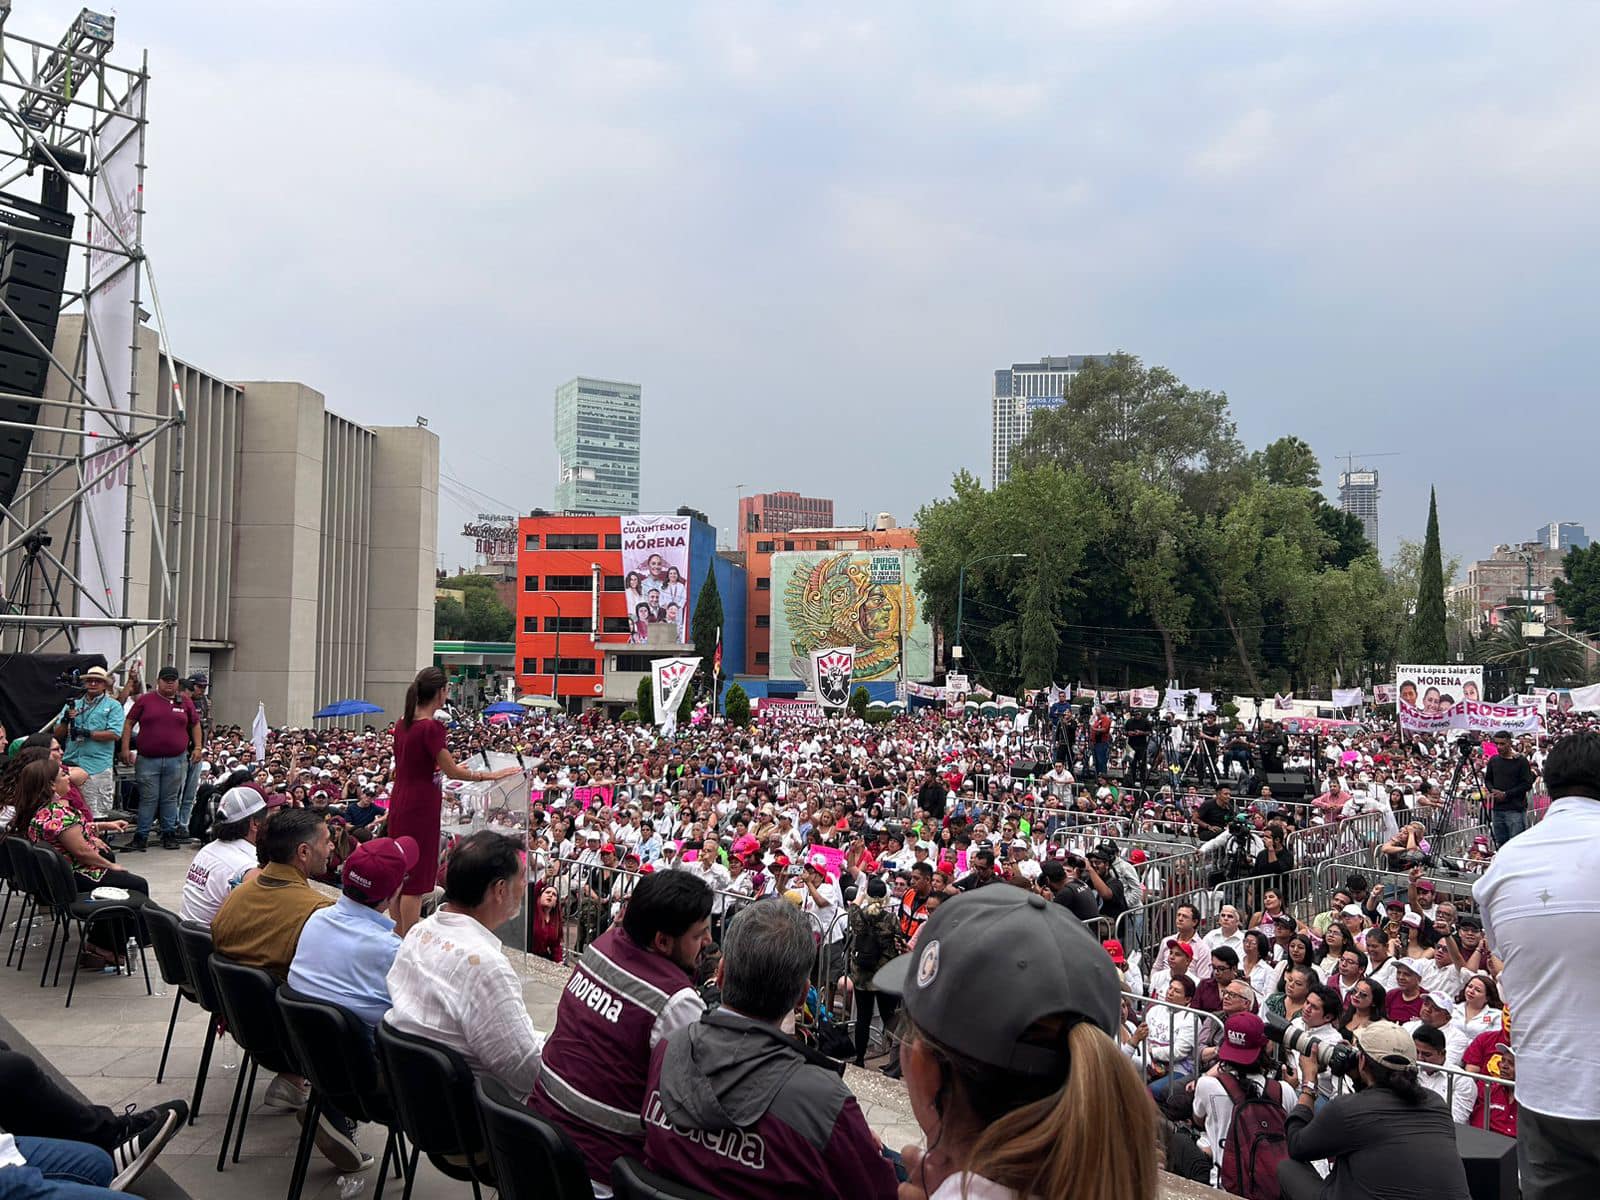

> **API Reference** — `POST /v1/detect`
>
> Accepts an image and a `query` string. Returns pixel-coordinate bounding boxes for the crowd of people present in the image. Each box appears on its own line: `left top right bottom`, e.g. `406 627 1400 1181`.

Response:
0 660 1597 1198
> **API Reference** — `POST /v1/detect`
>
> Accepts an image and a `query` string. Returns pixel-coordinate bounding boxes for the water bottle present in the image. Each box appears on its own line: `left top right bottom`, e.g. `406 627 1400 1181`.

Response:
335 1174 367 1199
221 1030 238 1072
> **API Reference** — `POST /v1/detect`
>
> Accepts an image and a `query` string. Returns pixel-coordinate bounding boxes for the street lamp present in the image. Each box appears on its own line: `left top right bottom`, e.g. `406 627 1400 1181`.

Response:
546 594 572 705
952 552 1027 663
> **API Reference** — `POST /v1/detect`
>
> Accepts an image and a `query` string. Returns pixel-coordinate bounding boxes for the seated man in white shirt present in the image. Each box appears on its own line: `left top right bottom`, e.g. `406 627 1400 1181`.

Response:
178 786 267 924
1403 991 1473 1066
384 831 545 1099
1414 1025 1477 1123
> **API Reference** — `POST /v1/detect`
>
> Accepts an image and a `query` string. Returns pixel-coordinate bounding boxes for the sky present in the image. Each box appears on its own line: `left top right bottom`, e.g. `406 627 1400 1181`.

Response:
18 1 1596 571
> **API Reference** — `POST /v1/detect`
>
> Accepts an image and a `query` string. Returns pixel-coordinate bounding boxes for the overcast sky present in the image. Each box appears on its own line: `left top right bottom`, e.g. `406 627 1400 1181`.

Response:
26 1 1594 571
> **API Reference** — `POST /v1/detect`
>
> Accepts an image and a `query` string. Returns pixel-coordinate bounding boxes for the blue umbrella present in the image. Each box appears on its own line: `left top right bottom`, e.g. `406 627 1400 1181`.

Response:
483 701 524 716
313 699 384 719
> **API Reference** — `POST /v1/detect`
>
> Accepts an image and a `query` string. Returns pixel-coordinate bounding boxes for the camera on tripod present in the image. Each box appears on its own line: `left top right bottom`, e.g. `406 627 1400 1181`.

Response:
1456 733 1477 759
1266 1015 1360 1076
55 668 86 698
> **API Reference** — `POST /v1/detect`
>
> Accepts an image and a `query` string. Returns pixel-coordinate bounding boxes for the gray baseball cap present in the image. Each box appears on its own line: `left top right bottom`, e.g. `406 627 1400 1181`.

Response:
873 885 1121 1076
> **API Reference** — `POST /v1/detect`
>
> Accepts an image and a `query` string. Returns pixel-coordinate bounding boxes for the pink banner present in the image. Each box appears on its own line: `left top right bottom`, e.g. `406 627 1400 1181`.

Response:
528 784 614 811
805 845 845 880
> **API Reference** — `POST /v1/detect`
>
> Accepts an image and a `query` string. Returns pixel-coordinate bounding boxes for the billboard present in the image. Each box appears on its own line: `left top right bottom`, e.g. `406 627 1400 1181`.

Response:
1396 663 1485 733
621 515 690 644
770 549 933 684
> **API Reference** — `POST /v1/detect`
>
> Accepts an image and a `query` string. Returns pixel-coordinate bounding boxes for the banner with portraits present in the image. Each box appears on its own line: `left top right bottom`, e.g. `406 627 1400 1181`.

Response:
622 515 691 644
810 646 856 710
1396 664 1485 732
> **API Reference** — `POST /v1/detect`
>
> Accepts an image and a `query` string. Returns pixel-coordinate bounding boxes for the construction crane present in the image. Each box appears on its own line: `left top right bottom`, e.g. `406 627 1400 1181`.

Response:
1339 451 1402 476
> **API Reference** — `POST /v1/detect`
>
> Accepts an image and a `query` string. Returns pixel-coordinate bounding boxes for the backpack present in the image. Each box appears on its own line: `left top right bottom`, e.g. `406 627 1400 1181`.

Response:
853 911 886 973
1217 1071 1289 1200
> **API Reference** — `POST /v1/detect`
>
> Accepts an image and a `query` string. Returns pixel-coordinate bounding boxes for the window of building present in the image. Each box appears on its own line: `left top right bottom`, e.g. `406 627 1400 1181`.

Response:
611 653 657 673
522 616 538 634
545 533 599 550
603 575 624 591
754 614 770 628
756 577 770 591
755 652 769 665
604 533 622 549
544 575 590 591
522 657 539 674
783 541 795 551
756 540 774 553
812 540 832 550
524 575 539 591
544 616 593 633
523 534 540 551
602 616 633 634
541 658 596 676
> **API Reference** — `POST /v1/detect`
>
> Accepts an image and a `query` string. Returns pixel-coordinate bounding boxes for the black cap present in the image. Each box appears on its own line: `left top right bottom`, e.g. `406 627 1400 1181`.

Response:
873 886 1120 1076
157 665 181 681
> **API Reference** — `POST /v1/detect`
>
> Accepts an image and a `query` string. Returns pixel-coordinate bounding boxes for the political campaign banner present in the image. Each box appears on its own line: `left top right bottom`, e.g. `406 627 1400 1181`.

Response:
810 646 856 710
77 80 145 661
651 656 700 736
1128 688 1160 709
1371 684 1396 705
945 672 970 699
1163 688 1216 715
622 515 691 644
1401 698 1542 735
757 698 823 722
1396 664 1485 732
1567 683 1600 713
1332 688 1365 708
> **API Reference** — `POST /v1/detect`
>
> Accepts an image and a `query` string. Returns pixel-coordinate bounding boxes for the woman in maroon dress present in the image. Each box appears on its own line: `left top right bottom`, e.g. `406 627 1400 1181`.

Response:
387 667 521 934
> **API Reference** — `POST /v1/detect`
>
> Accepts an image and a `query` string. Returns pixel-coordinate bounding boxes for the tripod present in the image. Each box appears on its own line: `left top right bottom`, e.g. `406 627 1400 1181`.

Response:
1440 745 1489 837
4 534 74 650
1175 719 1221 787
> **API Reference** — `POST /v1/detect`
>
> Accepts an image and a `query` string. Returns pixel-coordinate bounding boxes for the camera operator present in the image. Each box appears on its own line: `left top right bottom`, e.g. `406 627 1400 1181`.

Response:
1222 723 1254 778
1483 730 1533 846
1278 1021 1471 1200
1200 810 1264 887
55 667 125 819
1122 709 1153 787
1195 784 1238 838
1257 719 1287 776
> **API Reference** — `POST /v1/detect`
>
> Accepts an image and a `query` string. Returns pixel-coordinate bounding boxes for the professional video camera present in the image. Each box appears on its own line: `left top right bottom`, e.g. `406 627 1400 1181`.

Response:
1265 1015 1360 1076
1456 733 1477 759
55 668 86 698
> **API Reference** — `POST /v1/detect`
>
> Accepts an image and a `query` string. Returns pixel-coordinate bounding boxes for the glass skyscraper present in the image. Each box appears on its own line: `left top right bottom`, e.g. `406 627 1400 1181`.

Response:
553 376 641 514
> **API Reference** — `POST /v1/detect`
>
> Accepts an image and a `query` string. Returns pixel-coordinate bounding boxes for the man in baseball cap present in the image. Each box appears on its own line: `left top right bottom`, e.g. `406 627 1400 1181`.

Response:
1281 1020 1471 1200
179 786 269 925
288 835 419 1028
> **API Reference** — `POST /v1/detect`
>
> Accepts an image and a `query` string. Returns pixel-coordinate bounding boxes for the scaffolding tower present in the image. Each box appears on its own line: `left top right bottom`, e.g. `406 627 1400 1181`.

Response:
0 4 184 671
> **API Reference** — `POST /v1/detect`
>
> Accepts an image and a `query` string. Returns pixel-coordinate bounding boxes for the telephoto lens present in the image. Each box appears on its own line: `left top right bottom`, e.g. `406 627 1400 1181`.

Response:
1264 1015 1361 1076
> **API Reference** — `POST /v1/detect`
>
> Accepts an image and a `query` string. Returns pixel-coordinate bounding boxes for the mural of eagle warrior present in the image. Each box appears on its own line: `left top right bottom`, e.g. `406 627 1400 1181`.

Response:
783 553 911 681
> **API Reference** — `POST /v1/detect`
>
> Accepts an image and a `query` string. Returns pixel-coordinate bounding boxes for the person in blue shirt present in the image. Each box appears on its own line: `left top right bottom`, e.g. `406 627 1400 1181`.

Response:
637 819 663 865
289 834 419 1030
54 667 125 818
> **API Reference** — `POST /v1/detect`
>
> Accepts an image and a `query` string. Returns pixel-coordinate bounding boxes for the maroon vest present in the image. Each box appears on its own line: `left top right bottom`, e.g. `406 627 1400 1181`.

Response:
530 927 695 1184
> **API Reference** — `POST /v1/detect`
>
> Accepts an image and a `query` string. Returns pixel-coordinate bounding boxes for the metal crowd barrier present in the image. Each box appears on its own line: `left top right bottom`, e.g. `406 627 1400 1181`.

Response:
1283 809 1389 863
1425 1060 1517 1132
1119 990 1225 1090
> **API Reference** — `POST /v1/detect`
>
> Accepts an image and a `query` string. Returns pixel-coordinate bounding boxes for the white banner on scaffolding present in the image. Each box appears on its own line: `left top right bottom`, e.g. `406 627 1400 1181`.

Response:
76 80 143 662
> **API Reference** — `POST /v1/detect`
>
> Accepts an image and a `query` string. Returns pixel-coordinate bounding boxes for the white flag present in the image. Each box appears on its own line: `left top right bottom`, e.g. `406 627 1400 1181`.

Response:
251 702 268 763
652 657 701 736
1332 688 1364 708
1568 683 1600 713
810 646 856 711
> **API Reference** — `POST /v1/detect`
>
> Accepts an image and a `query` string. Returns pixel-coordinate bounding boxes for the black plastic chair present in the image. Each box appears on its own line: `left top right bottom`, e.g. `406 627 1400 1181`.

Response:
474 1075 595 1200
611 1157 718 1200
30 842 151 1005
176 922 226 1124
374 1021 494 1200
278 986 408 1200
0 835 15 936
208 954 299 1173
3 837 41 969
139 903 198 1084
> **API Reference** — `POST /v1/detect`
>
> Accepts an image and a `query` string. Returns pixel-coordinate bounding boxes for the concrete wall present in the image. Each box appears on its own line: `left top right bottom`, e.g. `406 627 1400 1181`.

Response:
363 425 438 721
220 381 326 727
316 414 375 718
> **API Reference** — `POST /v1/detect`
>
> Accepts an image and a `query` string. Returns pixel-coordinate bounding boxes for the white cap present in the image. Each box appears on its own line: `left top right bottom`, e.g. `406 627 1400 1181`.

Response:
217 786 266 823
1425 990 1456 1015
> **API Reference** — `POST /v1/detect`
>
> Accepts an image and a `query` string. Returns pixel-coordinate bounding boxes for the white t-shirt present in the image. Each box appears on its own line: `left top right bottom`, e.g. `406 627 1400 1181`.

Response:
178 838 260 925
1193 1070 1295 1176
1475 795 1600 1119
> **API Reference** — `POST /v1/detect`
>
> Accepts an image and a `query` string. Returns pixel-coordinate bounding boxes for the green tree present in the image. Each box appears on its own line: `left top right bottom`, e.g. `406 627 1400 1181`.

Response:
1015 351 1247 510
1251 435 1322 489
636 675 654 723
1403 488 1449 662
462 587 514 642
849 685 869 719
691 571 723 666
1473 613 1588 688
677 682 694 725
434 594 467 639
1313 503 1374 570
1553 544 1600 633
1389 537 1462 609
724 682 750 727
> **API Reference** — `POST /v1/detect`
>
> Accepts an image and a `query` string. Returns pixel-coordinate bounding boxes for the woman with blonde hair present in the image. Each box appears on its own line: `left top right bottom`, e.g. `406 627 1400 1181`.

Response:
875 886 1158 1200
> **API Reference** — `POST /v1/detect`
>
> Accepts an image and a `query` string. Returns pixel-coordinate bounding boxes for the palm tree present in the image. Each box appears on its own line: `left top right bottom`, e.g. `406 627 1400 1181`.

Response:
1471 614 1587 689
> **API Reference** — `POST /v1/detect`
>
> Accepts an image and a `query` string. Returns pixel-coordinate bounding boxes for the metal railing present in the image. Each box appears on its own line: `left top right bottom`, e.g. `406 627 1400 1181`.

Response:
1119 989 1225 1089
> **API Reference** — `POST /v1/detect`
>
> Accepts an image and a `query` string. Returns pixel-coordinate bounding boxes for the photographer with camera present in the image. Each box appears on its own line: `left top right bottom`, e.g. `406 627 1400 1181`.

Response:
1122 708 1153 787
1483 730 1534 846
1201 808 1265 887
53 667 125 819
1278 1021 1471 1200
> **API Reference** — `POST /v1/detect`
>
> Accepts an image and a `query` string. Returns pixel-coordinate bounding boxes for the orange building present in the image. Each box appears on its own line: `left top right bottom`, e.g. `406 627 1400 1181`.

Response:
738 518 919 675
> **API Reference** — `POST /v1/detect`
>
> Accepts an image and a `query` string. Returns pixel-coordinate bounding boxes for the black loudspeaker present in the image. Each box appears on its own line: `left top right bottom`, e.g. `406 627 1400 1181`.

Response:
1455 1124 1516 1200
0 196 75 507
1266 771 1311 800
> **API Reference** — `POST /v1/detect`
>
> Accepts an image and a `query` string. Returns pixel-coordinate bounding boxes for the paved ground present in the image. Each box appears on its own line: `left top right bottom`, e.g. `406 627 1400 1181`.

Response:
2 847 1219 1200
